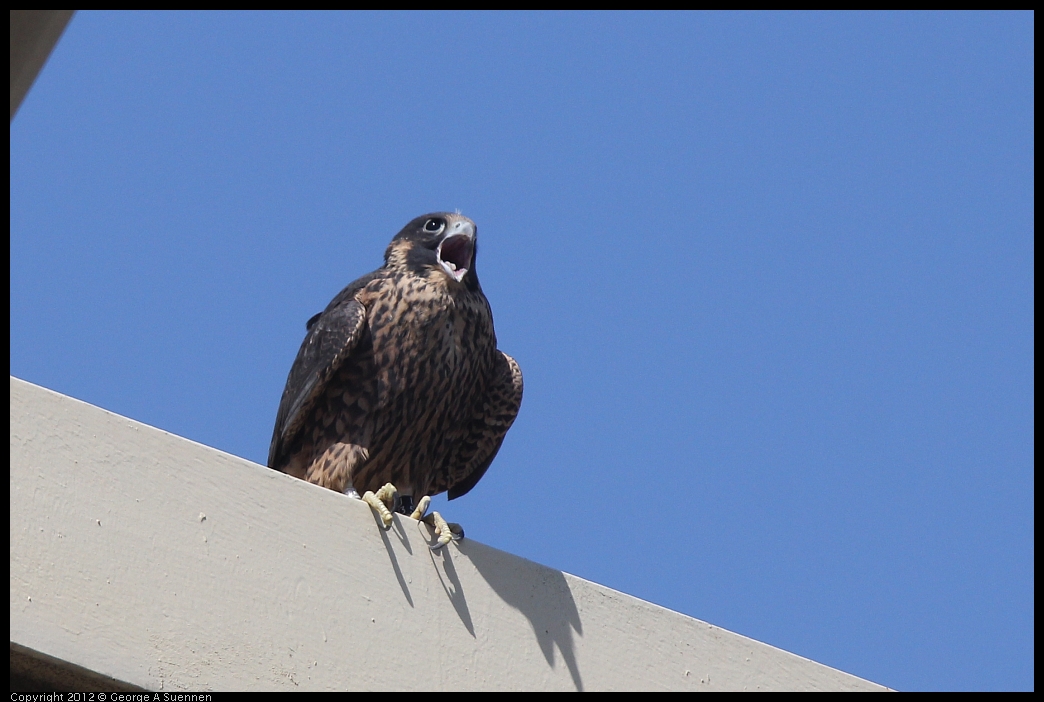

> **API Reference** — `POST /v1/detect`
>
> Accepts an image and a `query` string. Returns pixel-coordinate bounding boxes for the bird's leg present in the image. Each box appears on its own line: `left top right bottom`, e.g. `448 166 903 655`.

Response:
361 483 399 529
408 495 464 550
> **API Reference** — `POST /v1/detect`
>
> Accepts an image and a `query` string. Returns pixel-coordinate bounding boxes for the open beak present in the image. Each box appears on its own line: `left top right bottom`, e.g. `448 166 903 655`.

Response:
436 221 475 283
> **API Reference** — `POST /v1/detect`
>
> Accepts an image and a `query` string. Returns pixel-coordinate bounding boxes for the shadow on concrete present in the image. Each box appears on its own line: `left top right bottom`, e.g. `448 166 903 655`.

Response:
390 512 415 555
464 541 584 692
428 540 476 638
377 516 413 608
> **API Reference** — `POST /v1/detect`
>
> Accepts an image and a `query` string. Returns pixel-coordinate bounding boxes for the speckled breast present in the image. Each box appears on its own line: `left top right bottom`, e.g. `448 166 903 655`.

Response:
355 274 497 497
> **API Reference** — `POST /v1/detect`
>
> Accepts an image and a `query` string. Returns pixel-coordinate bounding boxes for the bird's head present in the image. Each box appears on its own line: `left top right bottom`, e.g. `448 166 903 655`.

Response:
385 212 480 291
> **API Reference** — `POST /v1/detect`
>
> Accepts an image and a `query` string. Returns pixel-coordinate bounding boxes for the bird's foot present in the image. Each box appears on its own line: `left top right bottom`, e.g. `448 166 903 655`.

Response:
426 512 464 551
408 495 464 550
361 483 399 529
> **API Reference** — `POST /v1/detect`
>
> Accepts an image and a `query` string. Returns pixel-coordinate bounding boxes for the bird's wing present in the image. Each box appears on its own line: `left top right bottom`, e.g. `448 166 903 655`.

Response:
268 298 368 469
447 351 524 500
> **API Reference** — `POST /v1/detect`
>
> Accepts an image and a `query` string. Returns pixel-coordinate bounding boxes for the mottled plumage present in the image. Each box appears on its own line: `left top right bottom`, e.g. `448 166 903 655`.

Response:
268 213 522 528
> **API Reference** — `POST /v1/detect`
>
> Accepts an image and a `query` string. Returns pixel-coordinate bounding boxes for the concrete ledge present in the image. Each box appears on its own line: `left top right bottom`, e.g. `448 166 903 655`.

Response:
10 376 887 691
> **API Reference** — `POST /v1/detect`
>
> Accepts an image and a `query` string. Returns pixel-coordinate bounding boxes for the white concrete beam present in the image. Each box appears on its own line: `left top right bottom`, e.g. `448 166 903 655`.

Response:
10 376 888 691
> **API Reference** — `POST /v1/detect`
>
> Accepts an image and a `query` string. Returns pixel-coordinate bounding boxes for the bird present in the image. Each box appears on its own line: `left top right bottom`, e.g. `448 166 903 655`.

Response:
268 212 523 548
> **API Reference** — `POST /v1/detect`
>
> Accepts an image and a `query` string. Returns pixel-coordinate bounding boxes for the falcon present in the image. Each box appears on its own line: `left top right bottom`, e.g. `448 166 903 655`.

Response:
268 213 523 548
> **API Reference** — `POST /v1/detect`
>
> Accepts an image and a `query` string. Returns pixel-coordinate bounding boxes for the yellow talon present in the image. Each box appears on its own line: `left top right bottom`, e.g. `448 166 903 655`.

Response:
361 483 398 529
425 510 464 550
369 491 464 548
409 495 431 521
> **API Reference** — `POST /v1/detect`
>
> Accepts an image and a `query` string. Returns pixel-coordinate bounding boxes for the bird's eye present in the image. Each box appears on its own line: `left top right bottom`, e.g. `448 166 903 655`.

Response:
423 218 445 234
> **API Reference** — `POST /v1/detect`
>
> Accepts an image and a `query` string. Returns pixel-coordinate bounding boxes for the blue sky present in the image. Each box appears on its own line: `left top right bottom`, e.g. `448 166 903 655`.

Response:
10 11 1033 691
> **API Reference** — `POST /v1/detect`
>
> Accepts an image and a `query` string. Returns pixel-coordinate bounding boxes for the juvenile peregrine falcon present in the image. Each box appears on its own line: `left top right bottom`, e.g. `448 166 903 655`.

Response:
268 213 523 548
